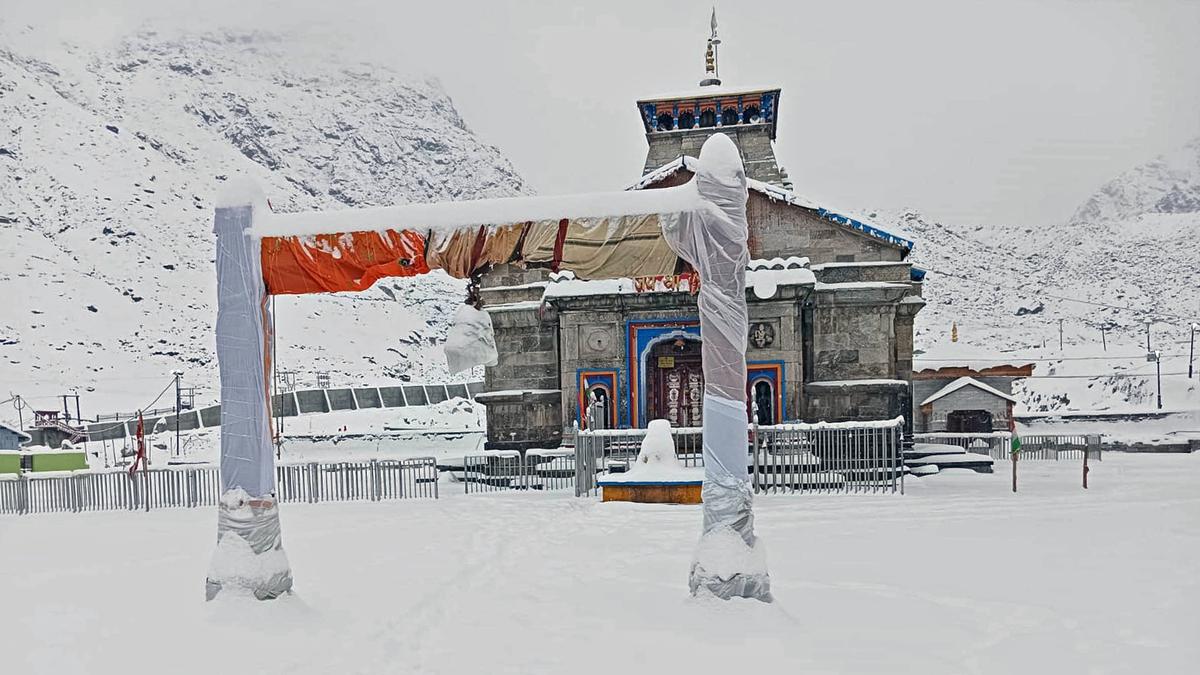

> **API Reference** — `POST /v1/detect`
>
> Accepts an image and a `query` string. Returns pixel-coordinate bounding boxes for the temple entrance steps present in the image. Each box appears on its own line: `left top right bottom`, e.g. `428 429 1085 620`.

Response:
904 443 995 474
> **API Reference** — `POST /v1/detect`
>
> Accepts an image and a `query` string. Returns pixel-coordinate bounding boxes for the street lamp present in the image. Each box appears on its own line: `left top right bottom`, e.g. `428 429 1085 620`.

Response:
1146 351 1162 410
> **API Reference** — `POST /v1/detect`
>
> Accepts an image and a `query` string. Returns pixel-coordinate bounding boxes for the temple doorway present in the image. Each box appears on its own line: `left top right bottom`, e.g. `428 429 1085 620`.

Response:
752 380 774 425
947 409 993 433
647 337 704 427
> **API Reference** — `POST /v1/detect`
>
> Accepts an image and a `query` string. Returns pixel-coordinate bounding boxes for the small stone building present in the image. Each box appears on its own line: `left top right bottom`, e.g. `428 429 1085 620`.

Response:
917 377 1017 433
475 41 926 450
913 361 1034 433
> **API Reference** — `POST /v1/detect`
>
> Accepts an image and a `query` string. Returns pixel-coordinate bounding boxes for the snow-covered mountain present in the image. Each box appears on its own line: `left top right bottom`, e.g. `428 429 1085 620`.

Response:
0 27 530 412
1069 137 1200 226
901 137 1200 413
2 19 1195 419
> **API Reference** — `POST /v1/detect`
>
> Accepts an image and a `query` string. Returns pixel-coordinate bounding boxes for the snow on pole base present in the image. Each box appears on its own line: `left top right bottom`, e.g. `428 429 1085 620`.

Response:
689 474 771 601
205 489 293 601
688 396 772 602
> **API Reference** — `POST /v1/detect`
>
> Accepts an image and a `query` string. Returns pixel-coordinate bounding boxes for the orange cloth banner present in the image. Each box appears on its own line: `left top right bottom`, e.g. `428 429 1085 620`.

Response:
261 230 431 295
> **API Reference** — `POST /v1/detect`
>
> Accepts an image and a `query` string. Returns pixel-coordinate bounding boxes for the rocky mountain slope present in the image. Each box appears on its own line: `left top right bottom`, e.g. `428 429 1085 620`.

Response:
900 137 1200 412
0 27 530 412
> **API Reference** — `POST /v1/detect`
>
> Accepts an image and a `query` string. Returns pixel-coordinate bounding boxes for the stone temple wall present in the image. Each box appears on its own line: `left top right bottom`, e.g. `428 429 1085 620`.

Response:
643 126 788 187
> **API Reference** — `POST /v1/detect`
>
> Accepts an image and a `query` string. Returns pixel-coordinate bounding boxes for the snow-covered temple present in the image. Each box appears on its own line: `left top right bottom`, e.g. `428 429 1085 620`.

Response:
475 23 926 449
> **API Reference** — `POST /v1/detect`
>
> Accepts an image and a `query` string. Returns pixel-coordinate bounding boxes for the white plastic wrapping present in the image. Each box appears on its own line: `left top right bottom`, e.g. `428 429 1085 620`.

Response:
444 304 499 375
662 134 772 602
205 489 293 600
209 196 292 600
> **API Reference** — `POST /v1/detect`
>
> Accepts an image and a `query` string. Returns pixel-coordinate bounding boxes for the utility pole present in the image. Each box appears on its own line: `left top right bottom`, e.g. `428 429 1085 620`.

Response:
1189 323 1198 379
1145 319 1153 352
61 394 71 425
172 370 184 457
12 395 23 431
1058 319 1064 351
1156 352 1163 410
1100 326 1107 351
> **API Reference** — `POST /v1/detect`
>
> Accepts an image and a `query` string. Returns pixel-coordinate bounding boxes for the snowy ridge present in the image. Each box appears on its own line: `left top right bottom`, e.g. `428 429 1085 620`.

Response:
0 26 530 412
888 137 1200 414
1069 137 1200 226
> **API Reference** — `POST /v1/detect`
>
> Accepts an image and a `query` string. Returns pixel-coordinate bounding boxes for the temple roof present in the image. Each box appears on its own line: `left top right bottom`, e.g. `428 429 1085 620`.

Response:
629 156 915 253
920 376 1017 407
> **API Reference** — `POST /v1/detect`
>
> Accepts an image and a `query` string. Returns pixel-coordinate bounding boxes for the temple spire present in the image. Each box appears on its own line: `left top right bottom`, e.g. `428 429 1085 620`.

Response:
700 7 722 87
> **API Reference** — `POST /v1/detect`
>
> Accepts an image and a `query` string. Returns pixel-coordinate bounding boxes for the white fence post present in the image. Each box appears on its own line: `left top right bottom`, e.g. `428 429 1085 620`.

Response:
19 474 30 515
369 460 380 502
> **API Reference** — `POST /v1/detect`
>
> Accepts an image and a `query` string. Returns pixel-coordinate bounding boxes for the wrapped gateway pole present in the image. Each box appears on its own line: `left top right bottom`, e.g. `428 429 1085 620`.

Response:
663 138 771 601
206 133 769 602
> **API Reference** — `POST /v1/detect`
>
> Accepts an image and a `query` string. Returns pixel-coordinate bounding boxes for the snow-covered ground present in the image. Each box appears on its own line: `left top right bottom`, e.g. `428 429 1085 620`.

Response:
2 453 1196 674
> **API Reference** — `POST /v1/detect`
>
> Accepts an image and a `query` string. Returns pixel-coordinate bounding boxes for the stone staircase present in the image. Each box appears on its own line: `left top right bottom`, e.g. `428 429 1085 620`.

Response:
904 443 994 474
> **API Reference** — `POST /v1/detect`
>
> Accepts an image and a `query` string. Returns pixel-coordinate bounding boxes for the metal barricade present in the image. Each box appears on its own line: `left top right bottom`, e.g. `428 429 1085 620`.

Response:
462 450 580 494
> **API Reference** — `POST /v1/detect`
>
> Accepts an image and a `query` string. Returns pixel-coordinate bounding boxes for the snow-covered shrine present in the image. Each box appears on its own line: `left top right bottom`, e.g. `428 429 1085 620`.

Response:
475 25 926 450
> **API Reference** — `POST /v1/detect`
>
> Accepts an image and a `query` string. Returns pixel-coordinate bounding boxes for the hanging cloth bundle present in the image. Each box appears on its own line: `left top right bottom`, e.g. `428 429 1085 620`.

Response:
442 230 501 376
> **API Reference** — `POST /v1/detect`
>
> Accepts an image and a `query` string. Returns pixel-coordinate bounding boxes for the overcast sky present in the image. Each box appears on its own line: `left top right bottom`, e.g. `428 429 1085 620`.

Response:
8 0 1200 225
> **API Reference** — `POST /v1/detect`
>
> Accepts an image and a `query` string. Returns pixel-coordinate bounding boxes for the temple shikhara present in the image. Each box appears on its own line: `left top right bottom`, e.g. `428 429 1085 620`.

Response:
475 20 926 450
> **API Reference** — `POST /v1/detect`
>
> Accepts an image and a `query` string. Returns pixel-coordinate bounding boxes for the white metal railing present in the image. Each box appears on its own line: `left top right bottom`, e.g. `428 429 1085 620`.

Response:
913 432 1102 461
574 418 904 497
0 458 438 516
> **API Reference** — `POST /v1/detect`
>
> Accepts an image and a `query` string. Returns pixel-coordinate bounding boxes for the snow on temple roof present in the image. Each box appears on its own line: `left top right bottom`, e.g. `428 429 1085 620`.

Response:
813 281 912 292
748 256 810 271
542 258 816 300
252 183 707 238
913 342 1037 371
809 261 910 270
628 156 915 252
920 377 1017 407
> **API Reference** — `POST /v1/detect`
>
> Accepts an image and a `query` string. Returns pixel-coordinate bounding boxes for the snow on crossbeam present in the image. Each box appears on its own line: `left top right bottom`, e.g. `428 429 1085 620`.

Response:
250 184 707 238
759 416 906 431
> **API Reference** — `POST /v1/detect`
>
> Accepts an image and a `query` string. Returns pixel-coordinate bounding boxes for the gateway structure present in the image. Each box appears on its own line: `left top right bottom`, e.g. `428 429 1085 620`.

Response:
476 25 926 449
208 134 769 602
